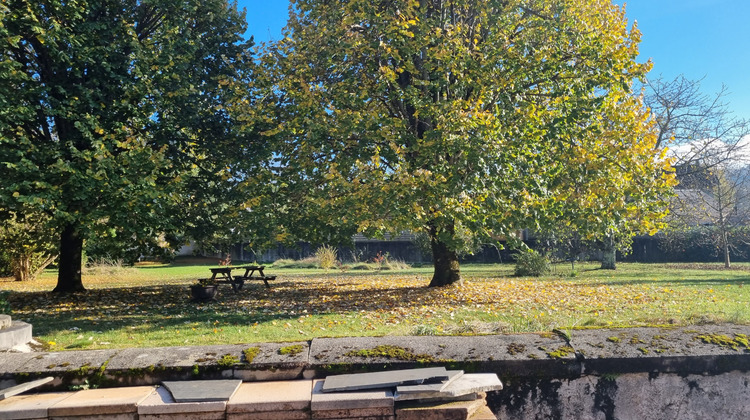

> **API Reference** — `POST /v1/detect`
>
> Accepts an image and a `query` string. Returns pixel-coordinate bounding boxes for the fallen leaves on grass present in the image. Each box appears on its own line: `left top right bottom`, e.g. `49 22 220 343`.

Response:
2 269 746 349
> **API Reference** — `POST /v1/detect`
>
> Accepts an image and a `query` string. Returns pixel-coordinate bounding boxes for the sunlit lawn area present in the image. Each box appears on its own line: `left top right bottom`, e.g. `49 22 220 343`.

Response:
1 261 749 351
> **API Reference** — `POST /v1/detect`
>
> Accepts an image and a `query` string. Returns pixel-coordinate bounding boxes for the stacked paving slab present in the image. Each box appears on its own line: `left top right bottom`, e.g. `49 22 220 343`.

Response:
317 367 502 420
0 369 502 419
0 314 32 352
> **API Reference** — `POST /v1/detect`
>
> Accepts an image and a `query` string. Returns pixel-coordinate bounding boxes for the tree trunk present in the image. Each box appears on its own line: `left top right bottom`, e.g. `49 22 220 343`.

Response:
54 223 86 293
12 253 57 282
601 234 616 270
428 234 462 287
722 230 731 269
12 255 31 282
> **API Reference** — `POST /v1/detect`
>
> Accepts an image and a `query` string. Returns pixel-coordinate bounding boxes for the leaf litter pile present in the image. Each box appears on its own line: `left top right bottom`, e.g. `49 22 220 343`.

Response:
2 264 748 350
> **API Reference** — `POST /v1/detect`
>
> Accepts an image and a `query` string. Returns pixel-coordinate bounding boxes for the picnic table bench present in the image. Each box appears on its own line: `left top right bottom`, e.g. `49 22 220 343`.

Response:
209 265 277 292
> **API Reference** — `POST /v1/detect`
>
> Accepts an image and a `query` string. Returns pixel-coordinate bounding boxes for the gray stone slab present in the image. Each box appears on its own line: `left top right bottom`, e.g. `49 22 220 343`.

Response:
138 386 227 415
0 377 53 401
394 374 502 400
322 367 449 393
395 370 463 394
0 315 10 330
162 379 242 402
312 379 393 411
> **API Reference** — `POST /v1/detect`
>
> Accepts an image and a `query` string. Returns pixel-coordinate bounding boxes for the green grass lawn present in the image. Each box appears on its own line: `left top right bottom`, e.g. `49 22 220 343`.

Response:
1 261 749 351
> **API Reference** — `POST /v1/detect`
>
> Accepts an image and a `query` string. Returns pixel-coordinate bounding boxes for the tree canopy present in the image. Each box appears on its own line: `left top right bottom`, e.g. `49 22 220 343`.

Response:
264 0 675 286
0 0 262 291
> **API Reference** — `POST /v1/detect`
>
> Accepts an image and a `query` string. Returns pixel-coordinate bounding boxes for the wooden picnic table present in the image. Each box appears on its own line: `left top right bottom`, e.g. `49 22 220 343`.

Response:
208 265 277 292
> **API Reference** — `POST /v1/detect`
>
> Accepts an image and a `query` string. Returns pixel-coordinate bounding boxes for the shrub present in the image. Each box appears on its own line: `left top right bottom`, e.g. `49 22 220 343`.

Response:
412 324 439 336
83 257 137 277
514 249 550 276
0 291 11 314
384 259 411 270
315 245 338 270
272 258 318 269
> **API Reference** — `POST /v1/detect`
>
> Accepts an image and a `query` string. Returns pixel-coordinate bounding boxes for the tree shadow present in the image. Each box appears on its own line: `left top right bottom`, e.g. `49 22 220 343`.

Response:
4 279 456 337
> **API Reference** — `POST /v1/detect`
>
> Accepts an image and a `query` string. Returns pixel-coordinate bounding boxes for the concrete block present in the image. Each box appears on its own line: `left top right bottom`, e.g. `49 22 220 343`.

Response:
0 353 40 376
0 392 72 420
50 414 137 420
139 412 225 420
227 380 311 413
137 386 226 415
468 406 497 420
0 377 53 400
311 380 393 411
395 392 484 403
396 398 487 420
315 417 394 420
19 349 119 381
47 386 155 417
106 343 307 384
227 411 310 420
312 407 394 419
0 315 10 329
0 322 32 350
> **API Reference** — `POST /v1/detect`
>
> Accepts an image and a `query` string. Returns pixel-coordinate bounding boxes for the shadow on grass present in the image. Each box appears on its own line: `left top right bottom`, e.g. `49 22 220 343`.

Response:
6 280 450 337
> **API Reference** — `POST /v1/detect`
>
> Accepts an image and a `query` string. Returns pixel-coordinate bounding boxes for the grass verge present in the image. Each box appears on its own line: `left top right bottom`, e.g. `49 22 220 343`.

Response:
0 262 748 350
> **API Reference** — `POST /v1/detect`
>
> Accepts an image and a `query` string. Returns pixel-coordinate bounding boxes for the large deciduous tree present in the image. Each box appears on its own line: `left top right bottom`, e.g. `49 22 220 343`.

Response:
0 0 258 292
265 0 674 286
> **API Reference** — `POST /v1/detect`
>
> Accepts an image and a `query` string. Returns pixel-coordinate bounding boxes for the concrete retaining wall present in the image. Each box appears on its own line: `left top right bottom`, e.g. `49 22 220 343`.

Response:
490 370 750 420
2 324 749 419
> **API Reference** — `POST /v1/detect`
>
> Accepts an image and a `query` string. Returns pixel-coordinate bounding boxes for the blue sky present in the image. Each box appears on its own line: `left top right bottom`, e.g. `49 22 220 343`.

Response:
237 0 749 119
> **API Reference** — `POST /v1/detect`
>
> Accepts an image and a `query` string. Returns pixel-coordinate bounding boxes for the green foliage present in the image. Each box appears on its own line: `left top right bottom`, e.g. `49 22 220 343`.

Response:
0 291 11 314
514 250 551 277
271 258 319 269
0 0 262 292
314 245 339 270
0 209 57 282
265 0 675 286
